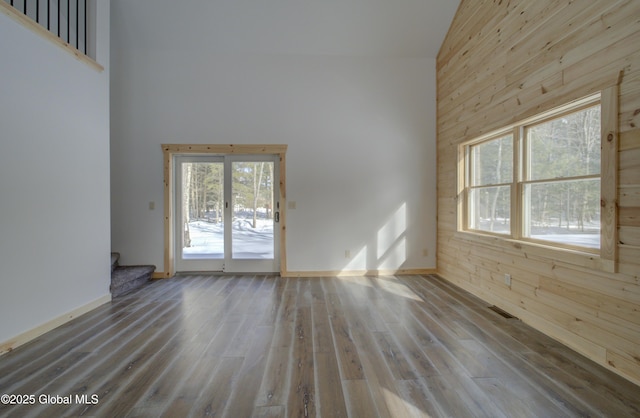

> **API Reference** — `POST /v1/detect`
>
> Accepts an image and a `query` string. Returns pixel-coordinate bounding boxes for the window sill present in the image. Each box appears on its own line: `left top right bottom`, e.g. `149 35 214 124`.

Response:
1 2 103 72
453 230 616 274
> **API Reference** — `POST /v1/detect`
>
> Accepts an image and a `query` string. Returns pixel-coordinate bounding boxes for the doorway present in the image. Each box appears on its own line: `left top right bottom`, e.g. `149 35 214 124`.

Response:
162 145 287 276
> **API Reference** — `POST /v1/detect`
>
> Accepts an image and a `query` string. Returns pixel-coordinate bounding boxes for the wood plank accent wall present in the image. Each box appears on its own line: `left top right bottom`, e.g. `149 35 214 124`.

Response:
436 0 640 386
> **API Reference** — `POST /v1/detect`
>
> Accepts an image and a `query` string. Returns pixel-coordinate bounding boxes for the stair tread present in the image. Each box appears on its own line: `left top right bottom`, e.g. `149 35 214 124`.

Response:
112 265 155 280
112 264 155 273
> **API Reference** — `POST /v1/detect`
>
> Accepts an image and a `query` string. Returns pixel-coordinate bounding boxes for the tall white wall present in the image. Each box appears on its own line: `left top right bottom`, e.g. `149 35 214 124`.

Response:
110 49 437 273
0 2 111 343
110 13 437 274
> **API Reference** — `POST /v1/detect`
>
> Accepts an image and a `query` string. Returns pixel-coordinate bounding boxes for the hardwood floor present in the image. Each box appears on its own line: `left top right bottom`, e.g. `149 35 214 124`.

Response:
0 274 638 417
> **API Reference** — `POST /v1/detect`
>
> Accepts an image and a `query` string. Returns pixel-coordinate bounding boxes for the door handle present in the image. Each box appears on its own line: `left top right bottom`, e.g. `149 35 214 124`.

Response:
275 212 279 223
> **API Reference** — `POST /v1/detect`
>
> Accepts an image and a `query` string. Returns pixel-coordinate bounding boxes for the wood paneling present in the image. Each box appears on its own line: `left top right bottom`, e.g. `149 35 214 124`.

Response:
437 0 640 386
1 275 639 417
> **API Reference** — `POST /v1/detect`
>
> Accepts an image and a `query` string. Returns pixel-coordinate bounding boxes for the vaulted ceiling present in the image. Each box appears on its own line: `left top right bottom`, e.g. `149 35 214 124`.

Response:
111 0 461 58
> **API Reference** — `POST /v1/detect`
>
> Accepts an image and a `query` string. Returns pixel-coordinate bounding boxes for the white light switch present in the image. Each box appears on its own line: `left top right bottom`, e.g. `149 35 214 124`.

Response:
149 201 155 210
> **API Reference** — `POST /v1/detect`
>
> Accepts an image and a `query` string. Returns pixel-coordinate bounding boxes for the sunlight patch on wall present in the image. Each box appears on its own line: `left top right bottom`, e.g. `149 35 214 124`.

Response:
338 203 412 274
342 245 368 272
376 203 407 270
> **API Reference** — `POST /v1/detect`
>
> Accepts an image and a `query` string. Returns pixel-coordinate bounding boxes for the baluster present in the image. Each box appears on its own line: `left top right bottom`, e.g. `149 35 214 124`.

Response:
83 0 87 54
66 0 69 43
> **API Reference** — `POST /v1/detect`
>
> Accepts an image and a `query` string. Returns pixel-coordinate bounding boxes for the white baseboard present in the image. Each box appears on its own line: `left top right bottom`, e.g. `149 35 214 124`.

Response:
0 294 112 356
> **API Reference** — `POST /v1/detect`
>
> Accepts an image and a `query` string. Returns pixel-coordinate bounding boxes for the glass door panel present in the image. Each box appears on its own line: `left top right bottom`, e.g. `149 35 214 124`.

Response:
226 157 279 272
175 158 225 271
230 161 275 259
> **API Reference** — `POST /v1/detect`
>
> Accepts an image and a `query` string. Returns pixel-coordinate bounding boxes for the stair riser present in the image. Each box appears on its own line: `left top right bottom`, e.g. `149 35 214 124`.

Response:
110 261 155 298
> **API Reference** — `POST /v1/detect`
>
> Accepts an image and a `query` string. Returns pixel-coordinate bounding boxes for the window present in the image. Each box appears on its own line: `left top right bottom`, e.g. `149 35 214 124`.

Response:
522 103 601 249
467 133 513 235
460 91 617 258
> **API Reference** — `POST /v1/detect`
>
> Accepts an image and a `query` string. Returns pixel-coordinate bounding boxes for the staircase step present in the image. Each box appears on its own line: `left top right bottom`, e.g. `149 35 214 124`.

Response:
110 265 155 298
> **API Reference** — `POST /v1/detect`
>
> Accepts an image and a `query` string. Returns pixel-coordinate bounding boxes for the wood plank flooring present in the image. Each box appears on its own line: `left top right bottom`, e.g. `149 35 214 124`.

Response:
0 274 638 417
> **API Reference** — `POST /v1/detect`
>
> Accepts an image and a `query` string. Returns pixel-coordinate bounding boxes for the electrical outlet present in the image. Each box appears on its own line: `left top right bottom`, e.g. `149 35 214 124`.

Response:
504 274 512 287
288 201 297 209
345 250 351 259
149 201 155 210
423 249 429 257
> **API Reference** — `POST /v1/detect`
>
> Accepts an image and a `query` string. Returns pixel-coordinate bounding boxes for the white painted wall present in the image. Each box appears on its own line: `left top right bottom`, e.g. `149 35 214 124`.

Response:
110 46 437 273
0 2 111 343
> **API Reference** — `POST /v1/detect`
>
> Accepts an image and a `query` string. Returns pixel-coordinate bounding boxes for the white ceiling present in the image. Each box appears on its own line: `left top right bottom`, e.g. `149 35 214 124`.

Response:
112 0 461 58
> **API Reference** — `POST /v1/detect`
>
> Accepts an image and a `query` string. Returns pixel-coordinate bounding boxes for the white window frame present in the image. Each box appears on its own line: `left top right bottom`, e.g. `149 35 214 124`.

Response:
457 87 618 272
465 131 515 237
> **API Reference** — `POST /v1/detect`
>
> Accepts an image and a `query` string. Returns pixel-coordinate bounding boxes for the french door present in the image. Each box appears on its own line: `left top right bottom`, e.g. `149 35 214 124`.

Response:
174 154 280 273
